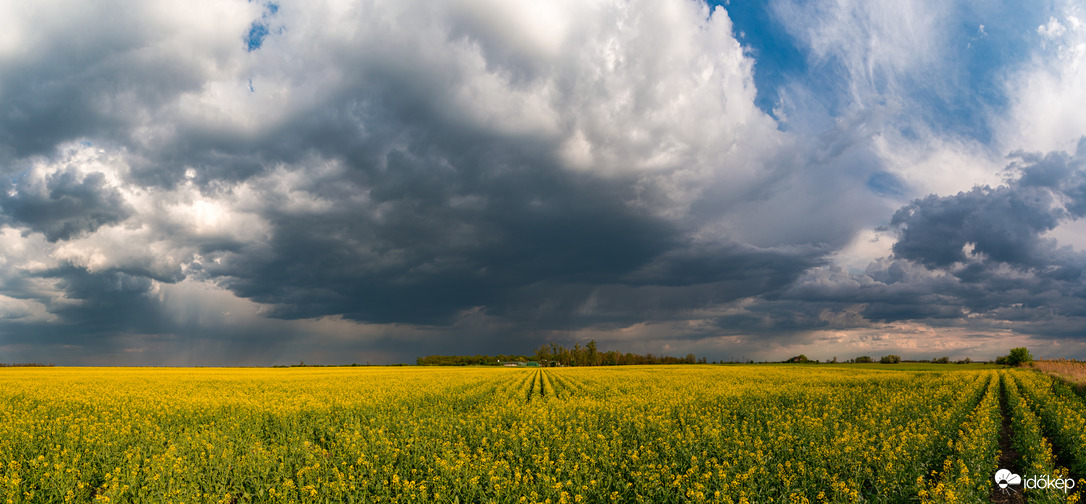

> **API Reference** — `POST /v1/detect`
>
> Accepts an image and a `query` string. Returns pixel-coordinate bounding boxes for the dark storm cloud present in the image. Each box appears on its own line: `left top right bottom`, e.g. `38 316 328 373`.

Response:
179 79 829 329
0 3 223 163
890 139 1086 270
0 167 132 241
720 140 1086 340
623 242 827 289
889 184 1062 268
0 268 170 361
40 267 161 331
206 153 823 326
489 242 826 330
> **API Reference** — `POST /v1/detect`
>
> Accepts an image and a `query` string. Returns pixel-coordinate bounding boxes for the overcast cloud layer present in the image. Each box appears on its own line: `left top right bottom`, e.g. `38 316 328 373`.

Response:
1 0 1085 365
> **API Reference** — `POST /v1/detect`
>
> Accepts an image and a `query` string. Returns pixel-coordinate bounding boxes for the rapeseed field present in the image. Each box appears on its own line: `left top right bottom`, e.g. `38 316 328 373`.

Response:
1 366 1083 503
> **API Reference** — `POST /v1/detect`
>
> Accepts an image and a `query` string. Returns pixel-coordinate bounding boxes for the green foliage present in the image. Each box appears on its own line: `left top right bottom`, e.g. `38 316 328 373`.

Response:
880 354 901 364
854 355 874 363
416 354 532 366
1008 347 1034 366
995 347 1034 366
784 354 811 363
531 341 702 367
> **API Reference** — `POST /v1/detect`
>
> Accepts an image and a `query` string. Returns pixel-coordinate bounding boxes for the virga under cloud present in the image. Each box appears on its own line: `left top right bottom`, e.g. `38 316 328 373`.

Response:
1 0 1085 364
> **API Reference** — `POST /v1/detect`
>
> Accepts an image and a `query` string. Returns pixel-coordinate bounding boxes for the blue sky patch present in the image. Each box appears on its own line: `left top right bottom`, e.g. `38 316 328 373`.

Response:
245 22 268 52
866 171 906 197
244 2 279 52
715 0 1053 147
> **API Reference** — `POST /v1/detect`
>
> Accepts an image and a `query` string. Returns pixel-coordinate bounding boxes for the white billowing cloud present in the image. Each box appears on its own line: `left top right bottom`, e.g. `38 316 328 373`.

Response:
231 0 781 218
0 142 271 279
552 1 785 218
871 129 1005 197
1005 3 1086 154
546 1 772 174
150 181 270 245
1038 16 1068 41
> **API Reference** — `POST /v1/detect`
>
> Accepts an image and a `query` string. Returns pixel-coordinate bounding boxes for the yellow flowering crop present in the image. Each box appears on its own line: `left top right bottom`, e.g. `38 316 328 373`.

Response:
0 365 1082 503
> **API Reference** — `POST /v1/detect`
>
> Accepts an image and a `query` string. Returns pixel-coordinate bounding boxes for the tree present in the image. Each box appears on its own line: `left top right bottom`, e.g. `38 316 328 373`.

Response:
999 347 1034 366
535 344 553 367
880 354 901 364
785 354 811 363
604 350 620 366
854 355 873 363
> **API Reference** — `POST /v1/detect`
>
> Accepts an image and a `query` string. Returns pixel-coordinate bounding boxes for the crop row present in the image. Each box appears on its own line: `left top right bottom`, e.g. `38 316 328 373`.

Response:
917 371 1000 503
1006 372 1075 504
498 369 586 402
1015 371 1086 478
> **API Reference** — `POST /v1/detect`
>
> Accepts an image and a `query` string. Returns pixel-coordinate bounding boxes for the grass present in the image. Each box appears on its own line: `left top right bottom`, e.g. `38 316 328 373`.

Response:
1030 359 1086 388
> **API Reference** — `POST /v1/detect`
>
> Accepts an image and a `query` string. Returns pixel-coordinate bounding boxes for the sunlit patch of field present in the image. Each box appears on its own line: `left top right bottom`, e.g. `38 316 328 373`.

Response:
1 365 1083 503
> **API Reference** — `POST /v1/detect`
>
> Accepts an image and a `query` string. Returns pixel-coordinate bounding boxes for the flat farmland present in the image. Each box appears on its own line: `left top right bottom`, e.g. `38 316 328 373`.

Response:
1 365 1084 503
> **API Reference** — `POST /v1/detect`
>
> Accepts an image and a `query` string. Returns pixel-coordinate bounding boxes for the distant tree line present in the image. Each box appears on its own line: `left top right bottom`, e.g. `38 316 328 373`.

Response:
273 361 406 367
534 341 705 367
417 341 706 367
786 354 973 364
0 363 55 367
417 354 533 366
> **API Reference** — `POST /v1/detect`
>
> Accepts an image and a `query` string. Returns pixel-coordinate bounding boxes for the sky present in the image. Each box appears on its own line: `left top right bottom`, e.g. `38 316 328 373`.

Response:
1 0 1086 365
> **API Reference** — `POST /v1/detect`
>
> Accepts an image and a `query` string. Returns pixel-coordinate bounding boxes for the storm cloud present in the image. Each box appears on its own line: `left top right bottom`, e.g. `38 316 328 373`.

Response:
1 166 132 242
714 140 1086 352
1 0 1086 364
